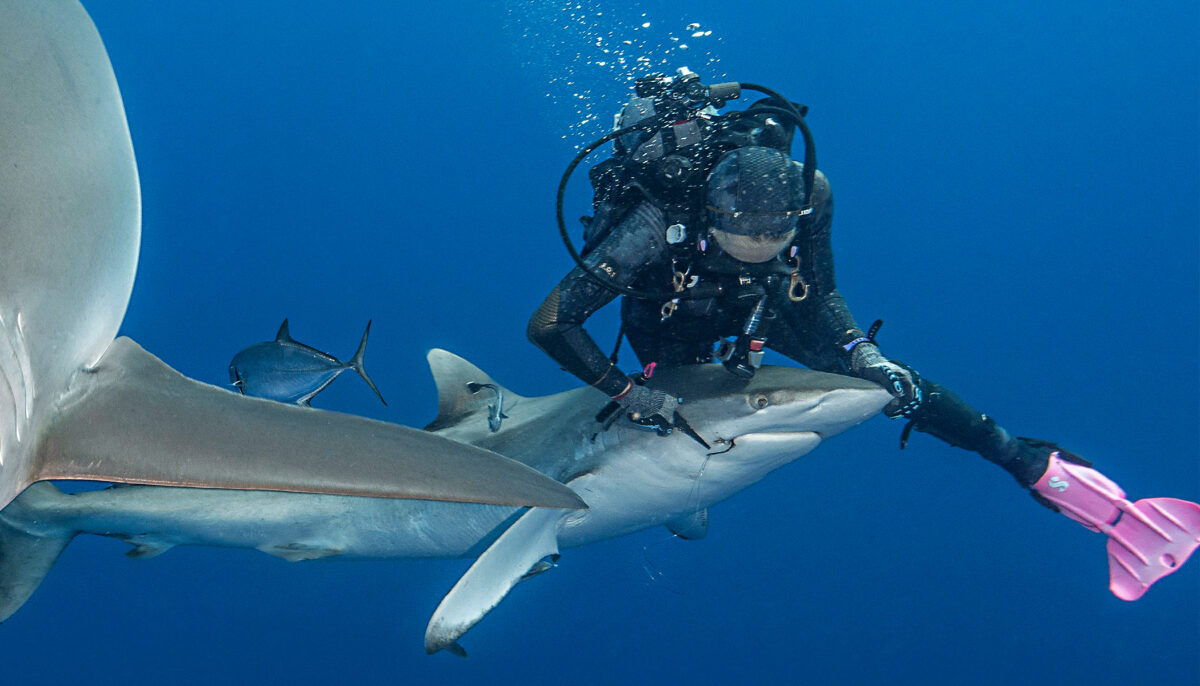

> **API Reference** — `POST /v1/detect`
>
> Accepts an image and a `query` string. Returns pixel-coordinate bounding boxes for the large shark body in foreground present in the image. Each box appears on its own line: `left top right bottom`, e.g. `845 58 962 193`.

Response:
0 2 585 516
0 351 890 653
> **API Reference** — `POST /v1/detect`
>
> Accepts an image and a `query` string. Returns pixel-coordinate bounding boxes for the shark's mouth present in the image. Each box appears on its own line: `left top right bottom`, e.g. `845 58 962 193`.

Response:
708 431 821 461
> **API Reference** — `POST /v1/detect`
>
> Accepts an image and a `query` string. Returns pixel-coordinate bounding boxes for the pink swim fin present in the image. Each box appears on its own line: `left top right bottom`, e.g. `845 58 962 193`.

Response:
1031 452 1200 601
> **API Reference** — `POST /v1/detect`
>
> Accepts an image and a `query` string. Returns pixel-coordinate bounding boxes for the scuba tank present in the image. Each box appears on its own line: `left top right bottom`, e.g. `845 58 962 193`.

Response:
558 67 817 304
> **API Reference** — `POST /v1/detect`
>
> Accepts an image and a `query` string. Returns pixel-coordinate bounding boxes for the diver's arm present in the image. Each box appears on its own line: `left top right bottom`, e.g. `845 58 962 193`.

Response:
799 171 920 413
528 202 668 397
790 170 871 362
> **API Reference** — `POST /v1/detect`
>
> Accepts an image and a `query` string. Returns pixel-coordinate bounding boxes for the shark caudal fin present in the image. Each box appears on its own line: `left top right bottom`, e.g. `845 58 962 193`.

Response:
424 349 526 432
348 320 387 406
0 483 75 622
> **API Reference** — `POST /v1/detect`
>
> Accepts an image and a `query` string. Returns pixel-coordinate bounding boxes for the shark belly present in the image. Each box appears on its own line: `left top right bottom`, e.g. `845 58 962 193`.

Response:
46 486 522 561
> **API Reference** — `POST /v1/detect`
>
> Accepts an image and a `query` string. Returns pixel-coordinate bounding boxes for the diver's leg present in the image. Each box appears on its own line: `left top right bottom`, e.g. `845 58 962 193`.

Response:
909 377 1200 601
905 379 1047 486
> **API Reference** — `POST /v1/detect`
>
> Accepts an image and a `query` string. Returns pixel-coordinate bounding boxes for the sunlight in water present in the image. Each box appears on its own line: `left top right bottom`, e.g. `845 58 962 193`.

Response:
504 0 724 148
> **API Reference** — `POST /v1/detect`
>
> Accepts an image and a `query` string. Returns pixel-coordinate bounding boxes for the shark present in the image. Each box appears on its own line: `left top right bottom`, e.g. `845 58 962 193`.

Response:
0 1 586 513
0 349 891 654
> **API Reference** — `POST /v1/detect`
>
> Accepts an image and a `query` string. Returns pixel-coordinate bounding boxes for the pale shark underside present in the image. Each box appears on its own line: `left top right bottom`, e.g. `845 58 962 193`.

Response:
0 0 584 512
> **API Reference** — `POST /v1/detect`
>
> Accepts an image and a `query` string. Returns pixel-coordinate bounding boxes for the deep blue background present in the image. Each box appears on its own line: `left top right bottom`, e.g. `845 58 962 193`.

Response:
6 1 1197 683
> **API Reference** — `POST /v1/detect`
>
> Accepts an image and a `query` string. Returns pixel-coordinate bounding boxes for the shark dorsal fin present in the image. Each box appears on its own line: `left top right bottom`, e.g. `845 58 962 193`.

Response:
425 349 525 432
275 318 293 343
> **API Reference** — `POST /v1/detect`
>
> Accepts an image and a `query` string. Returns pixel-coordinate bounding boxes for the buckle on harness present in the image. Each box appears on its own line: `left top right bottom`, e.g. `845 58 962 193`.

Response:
660 298 679 321
788 256 808 302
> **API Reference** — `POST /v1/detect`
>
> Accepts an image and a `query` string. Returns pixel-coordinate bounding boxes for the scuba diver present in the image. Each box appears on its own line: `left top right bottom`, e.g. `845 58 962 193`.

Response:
528 68 1200 600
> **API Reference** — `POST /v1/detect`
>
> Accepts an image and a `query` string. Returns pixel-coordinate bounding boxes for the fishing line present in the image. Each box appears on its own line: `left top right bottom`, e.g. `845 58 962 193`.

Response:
639 533 688 597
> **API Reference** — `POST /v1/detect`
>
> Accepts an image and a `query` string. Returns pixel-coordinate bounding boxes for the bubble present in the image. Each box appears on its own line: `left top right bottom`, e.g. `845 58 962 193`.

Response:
503 1 725 148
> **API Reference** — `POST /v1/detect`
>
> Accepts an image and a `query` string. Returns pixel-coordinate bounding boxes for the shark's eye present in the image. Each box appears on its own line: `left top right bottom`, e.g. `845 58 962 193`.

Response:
750 394 770 410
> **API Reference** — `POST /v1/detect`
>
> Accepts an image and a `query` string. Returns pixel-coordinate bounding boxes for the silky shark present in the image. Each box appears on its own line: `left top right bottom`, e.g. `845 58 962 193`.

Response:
0 350 891 653
0 1 585 512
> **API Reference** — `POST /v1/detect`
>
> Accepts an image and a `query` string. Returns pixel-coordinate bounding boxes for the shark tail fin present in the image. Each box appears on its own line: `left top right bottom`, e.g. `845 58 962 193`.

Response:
349 320 387 406
0 482 75 622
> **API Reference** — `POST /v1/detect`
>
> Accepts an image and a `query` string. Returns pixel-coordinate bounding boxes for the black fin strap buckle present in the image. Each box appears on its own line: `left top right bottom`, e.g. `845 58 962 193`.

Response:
866 319 883 343
1017 436 1093 468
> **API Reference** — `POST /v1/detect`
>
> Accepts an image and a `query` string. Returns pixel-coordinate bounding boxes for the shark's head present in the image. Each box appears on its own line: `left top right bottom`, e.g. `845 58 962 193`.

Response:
552 362 890 545
639 363 891 495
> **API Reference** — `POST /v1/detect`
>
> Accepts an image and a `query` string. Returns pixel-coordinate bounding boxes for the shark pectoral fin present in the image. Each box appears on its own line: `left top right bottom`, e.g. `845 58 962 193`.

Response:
666 509 709 540
31 338 586 510
425 506 564 655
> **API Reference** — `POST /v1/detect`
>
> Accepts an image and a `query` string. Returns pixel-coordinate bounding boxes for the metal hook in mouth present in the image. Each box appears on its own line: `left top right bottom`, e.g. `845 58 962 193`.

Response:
706 437 736 457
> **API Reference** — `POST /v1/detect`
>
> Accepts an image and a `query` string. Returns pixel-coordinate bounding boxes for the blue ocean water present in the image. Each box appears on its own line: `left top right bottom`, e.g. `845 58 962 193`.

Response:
6 1 1197 683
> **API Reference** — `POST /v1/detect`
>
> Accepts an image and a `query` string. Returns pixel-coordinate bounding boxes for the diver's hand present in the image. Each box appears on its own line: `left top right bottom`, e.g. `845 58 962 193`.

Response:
864 362 922 418
850 343 922 418
614 384 680 428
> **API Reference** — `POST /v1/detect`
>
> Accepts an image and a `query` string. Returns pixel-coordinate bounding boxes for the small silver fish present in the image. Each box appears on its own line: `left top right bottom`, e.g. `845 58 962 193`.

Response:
466 381 508 432
229 319 386 406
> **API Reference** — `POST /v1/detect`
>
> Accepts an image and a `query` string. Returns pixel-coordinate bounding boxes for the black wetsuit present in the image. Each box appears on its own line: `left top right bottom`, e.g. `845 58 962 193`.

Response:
529 170 1049 487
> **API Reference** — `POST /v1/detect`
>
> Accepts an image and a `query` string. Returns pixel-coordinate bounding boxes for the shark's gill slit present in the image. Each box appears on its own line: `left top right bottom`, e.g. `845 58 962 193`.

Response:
15 312 32 430
0 309 32 463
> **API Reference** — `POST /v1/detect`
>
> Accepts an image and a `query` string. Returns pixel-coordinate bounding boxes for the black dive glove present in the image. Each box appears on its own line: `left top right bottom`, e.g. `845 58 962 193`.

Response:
849 343 922 419
614 384 680 428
